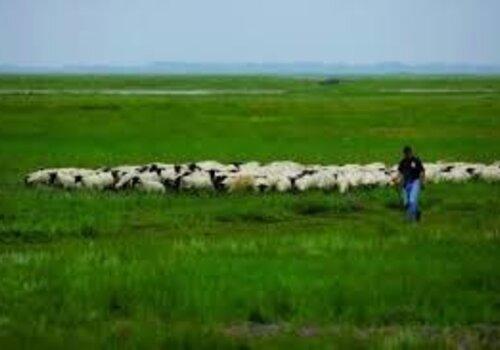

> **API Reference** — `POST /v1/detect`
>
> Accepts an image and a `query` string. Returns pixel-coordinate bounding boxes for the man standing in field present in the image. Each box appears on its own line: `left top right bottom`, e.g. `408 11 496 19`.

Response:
397 146 425 221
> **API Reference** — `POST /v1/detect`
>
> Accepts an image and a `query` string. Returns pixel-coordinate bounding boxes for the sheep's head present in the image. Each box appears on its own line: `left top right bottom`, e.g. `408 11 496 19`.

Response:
207 169 217 179
74 175 83 183
162 176 181 191
301 169 317 177
25 170 53 186
131 176 141 186
24 175 34 186
154 167 164 176
213 175 227 191
49 172 57 185
466 167 476 175
288 176 298 191
257 183 269 193
188 163 200 172
111 170 120 181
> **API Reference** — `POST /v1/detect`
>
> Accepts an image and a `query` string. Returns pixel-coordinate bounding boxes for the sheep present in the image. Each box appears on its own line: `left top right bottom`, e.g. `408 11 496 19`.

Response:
119 168 161 188
197 160 226 172
239 161 261 173
25 160 500 195
49 168 85 176
337 179 350 194
293 170 330 192
178 170 213 191
293 174 316 192
53 172 82 190
114 172 137 190
316 172 339 191
25 169 58 186
208 170 228 192
219 173 255 192
423 163 442 183
268 174 294 192
112 165 143 174
157 166 182 182
186 162 202 172
130 176 166 194
23 167 91 187
253 176 272 193
136 171 161 183
479 165 500 182
80 172 116 190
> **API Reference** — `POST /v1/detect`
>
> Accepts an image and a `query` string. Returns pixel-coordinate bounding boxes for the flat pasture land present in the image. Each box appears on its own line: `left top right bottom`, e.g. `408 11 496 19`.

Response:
0 75 499 348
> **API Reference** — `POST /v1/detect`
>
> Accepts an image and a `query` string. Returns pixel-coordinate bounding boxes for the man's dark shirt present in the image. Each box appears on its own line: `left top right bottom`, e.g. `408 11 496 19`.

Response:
398 156 424 184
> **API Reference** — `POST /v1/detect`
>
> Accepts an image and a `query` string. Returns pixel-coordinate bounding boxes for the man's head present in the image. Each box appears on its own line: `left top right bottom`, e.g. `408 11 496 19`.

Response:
403 146 413 159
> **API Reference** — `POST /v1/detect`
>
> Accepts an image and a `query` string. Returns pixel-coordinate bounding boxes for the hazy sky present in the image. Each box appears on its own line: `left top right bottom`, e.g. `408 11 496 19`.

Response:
1 0 499 66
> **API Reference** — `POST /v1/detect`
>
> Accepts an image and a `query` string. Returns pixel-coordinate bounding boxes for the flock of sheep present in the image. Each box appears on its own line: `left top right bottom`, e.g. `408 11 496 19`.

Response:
24 160 500 194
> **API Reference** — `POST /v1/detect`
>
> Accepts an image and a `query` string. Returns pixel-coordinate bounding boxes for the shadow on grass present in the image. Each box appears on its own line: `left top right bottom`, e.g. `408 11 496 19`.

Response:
0 223 99 243
292 198 364 216
215 211 284 224
0 228 53 244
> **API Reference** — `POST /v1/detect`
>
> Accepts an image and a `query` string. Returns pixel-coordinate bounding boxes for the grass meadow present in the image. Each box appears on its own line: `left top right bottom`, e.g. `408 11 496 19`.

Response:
0 75 499 348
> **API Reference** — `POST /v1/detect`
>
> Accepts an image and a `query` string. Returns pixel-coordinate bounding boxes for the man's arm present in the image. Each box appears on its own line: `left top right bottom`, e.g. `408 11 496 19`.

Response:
418 159 425 186
394 160 404 187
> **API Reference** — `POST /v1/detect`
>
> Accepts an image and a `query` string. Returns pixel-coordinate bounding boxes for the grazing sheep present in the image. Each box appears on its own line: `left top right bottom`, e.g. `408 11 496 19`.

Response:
253 176 272 193
25 169 58 186
269 175 294 192
179 171 213 191
130 176 166 194
197 161 226 172
220 173 255 192
53 172 82 190
80 172 116 190
25 160 500 194
315 172 338 191
239 161 261 173
114 172 136 190
479 165 500 182
208 170 228 192
336 174 351 194
186 162 202 172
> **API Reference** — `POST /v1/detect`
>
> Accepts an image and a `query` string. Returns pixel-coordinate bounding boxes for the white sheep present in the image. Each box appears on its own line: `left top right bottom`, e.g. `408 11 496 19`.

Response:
179 171 213 191
80 172 116 190
479 165 500 182
129 176 165 193
253 176 272 193
53 172 82 190
25 169 58 186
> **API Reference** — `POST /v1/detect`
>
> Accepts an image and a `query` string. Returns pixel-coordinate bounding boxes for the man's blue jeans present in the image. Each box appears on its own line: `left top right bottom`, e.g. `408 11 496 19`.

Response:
402 179 421 221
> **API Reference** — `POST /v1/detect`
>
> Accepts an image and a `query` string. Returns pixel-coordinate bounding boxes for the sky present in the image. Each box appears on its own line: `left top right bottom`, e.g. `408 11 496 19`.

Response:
1 0 499 66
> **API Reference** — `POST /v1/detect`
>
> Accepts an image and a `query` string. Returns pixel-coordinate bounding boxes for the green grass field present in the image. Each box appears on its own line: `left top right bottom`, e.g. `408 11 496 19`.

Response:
0 75 499 349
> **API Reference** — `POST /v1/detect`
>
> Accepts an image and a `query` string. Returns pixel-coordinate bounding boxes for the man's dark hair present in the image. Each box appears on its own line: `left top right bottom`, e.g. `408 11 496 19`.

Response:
403 146 412 154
